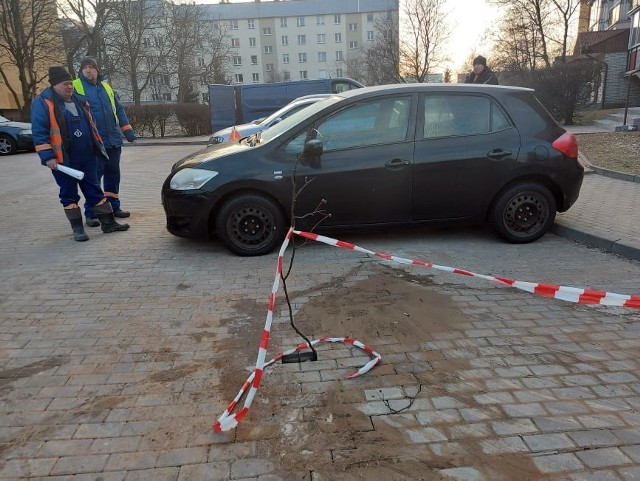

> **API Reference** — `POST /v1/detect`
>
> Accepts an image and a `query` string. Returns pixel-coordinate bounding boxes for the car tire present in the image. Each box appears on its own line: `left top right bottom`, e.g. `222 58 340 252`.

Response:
216 193 287 256
489 182 556 243
0 134 17 156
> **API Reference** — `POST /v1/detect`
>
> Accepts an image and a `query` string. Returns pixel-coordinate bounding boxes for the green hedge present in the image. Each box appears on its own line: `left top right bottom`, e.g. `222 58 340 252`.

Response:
123 103 211 137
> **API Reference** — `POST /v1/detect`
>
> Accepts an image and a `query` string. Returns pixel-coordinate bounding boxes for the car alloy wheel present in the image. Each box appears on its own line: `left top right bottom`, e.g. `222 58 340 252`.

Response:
216 193 286 256
490 182 556 243
0 135 17 155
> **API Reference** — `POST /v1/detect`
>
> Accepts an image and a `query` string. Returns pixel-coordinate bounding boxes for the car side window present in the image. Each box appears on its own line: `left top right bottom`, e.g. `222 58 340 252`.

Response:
423 95 507 139
313 97 411 151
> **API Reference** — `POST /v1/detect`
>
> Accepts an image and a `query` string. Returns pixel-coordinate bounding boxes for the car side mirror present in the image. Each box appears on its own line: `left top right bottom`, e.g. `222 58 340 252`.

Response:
301 139 323 168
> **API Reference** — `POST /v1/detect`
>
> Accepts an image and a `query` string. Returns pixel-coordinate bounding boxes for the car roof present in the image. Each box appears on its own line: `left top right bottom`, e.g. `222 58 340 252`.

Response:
292 93 333 103
333 83 534 101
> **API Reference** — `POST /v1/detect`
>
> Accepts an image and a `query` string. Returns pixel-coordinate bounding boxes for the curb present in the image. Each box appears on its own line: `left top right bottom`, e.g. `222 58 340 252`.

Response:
552 223 640 262
588 165 640 184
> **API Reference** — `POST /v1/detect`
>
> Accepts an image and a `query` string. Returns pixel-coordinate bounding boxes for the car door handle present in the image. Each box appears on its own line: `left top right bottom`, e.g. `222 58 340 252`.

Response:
385 158 411 168
487 149 512 160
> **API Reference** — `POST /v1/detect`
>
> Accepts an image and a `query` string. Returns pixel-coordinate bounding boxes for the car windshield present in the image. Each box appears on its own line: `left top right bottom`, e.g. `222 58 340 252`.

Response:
259 96 341 143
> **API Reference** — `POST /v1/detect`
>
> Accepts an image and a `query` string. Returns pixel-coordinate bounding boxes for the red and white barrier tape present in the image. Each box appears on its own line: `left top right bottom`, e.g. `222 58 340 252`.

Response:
214 228 639 432
294 230 640 308
213 228 381 432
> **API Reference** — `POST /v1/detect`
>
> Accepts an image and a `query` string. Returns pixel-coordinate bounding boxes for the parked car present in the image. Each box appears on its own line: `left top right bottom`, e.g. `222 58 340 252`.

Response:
208 94 332 145
0 115 33 155
162 84 584 256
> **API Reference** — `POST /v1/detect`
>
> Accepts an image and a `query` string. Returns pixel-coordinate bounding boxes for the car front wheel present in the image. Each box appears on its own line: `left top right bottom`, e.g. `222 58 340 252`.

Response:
0 134 17 155
490 182 556 243
216 193 286 256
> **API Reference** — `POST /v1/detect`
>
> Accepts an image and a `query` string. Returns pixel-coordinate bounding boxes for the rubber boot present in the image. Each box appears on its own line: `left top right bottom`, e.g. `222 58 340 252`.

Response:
93 202 130 233
64 207 89 242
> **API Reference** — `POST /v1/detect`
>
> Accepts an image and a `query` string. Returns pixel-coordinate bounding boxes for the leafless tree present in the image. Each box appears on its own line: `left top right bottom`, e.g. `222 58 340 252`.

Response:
103 0 175 105
0 0 63 117
360 15 402 85
490 0 579 70
400 0 450 82
57 0 112 76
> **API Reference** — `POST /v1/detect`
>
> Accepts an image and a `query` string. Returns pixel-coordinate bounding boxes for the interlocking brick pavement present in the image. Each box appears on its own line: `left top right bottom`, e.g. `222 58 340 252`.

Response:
1 147 640 480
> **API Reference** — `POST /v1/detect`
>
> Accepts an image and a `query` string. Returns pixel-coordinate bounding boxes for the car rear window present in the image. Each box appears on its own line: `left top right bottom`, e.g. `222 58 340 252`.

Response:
422 94 510 139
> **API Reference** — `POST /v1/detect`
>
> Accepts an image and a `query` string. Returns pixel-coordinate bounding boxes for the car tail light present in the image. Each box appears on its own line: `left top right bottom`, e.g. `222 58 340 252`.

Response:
552 131 578 158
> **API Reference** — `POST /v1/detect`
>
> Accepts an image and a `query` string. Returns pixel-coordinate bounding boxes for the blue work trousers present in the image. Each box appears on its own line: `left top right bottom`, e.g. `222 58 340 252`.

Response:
85 146 122 218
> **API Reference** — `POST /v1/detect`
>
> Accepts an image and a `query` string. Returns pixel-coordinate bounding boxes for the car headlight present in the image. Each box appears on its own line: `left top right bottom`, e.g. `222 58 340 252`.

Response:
170 168 218 190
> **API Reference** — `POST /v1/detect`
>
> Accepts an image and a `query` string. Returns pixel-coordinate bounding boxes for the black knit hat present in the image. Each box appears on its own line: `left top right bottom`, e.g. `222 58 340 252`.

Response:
80 56 99 72
473 55 487 67
48 66 72 86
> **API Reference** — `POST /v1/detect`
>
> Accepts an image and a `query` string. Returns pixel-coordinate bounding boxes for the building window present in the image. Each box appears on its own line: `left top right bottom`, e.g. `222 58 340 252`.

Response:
281 35 288 46
282 53 290 64
264 45 273 54
349 23 357 31
266 63 274 71
334 14 341 24
299 52 307 63
299 70 308 80
284 70 291 81
252 73 259 83
297 16 305 27
231 38 240 48
318 51 326 62
230 19 238 30
349 41 359 49
316 15 325 25
162 93 171 101
249 37 256 47
142 37 150 47
335 50 343 61
367 31 374 41
336 68 343 77
280 17 287 28
318 69 327 78
317 33 325 44
334 33 342 43
197 57 205 67
297 35 306 45
247 19 255 29
202 92 209 103
263 27 272 35
233 55 242 66
367 13 374 22
234 74 244 83
251 55 258 65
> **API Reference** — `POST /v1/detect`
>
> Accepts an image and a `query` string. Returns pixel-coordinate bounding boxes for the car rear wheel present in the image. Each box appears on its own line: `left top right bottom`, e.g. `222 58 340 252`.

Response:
489 182 556 243
216 193 286 256
0 134 17 155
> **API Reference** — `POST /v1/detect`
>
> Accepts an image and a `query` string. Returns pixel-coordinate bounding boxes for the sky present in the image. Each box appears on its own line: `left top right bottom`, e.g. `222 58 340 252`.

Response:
191 0 503 73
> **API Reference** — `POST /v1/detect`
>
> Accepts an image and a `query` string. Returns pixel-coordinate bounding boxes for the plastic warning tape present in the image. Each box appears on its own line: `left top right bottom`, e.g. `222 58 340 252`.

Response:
293 230 640 309
213 228 382 433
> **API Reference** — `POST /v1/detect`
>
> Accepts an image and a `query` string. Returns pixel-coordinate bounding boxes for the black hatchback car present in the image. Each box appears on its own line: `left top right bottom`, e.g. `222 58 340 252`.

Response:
162 84 583 256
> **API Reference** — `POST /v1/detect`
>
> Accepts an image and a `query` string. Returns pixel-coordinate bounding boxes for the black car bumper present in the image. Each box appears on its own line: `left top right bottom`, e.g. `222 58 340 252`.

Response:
162 189 214 239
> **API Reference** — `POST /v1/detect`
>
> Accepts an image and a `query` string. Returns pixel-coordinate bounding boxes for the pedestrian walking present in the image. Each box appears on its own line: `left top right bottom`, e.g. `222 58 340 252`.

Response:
464 55 499 85
31 66 130 241
73 56 137 227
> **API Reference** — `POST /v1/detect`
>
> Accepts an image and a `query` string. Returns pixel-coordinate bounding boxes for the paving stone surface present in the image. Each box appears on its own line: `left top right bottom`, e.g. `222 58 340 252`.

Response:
1 147 640 480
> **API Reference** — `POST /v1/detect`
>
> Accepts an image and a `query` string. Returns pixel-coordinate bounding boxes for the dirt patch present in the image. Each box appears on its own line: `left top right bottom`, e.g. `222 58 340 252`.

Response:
576 132 640 175
217 266 544 480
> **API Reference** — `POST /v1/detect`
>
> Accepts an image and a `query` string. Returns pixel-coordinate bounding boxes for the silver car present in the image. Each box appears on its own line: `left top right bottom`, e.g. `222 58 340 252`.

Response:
207 94 331 145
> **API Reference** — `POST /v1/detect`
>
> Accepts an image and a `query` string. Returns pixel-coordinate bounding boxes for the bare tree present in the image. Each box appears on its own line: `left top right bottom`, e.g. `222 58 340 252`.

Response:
57 0 112 76
103 0 175 105
549 0 581 62
491 5 544 74
360 14 402 85
400 0 450 82
168 5 230 102
0 0 63 117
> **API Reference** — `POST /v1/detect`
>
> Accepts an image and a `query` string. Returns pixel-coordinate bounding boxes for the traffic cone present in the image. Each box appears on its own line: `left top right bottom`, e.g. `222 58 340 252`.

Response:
228 127 241 142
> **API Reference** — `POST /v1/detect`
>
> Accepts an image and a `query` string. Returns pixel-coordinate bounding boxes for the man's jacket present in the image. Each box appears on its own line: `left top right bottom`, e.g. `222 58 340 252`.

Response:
31 87 108 167
73 73 136 148
464 67 499 85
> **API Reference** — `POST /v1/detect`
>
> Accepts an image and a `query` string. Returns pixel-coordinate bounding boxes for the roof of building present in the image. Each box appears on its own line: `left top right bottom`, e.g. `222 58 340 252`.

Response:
573 29 631 55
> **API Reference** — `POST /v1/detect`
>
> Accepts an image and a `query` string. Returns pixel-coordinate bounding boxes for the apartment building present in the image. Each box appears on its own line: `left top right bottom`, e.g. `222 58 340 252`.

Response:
575 0 639 107
109 0 398 104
